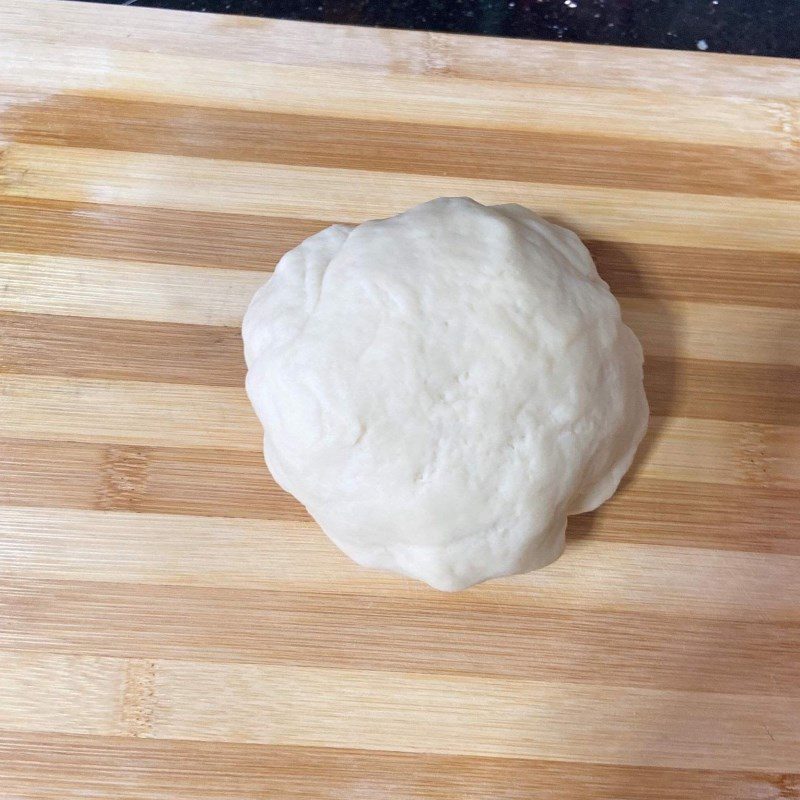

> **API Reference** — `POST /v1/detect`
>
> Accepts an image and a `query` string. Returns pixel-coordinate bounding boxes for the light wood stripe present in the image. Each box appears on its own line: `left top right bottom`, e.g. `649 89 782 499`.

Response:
0 252 263 325
5 97 799 200
4 579 799 696
1 734 791 800
0 374 259 451
2 439 797 555
149 661 800 771
5 312 797 424
3 40 792 150
4 253 799 365
4 143 800 253
3 0 798 101
2 506 798 621
0 652 796 771
620 298 800 368
0 651 122 736
642 415 798 488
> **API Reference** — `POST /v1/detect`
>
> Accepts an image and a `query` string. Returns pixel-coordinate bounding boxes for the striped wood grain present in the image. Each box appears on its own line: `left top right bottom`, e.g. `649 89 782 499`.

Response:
4 97 800 200
4 41 793 149
5 143 800 252
2 436 798 554
3 578 799 695
1 0 799 796
4 198 799 307
0 652 798 772
2 505 799 621
1 734 795 800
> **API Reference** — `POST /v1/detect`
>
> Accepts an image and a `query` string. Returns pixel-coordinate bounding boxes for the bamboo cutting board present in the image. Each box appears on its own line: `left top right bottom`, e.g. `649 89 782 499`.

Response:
1 0 800 796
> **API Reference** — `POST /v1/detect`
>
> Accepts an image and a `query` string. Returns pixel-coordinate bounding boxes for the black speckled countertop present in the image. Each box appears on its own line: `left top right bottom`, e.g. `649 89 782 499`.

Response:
81 0 799 58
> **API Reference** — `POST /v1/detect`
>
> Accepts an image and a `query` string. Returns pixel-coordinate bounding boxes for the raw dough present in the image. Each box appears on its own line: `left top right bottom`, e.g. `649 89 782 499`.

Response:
243 198 648 590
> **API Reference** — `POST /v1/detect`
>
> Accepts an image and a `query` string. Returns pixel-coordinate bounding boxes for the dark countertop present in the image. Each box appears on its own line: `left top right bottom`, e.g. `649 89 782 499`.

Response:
82 0 799 59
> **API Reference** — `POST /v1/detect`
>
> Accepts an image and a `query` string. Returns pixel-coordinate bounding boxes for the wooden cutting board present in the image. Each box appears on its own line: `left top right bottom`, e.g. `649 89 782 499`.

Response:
1 0 799 795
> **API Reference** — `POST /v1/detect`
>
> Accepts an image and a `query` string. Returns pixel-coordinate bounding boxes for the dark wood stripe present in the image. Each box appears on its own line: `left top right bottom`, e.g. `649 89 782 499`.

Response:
0 196 319 271
3 579 799 696
0 438 307 521
3 198 798 308
643 355 799 426
2 439 797 555
568 477 800 555
1 732 791 800
3 96 799 200
1 312 246 388
4 312 797 425
588 240 800 311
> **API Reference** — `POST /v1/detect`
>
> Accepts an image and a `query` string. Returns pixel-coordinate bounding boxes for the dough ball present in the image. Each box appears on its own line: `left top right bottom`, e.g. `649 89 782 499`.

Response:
243 198 648 591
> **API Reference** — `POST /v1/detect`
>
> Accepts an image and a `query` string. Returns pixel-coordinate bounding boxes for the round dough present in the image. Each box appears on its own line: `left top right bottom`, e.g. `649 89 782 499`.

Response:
243 198 648 591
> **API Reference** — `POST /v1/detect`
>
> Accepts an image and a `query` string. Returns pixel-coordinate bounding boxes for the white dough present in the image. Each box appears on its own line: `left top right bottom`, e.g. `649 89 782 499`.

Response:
243 198 648 591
